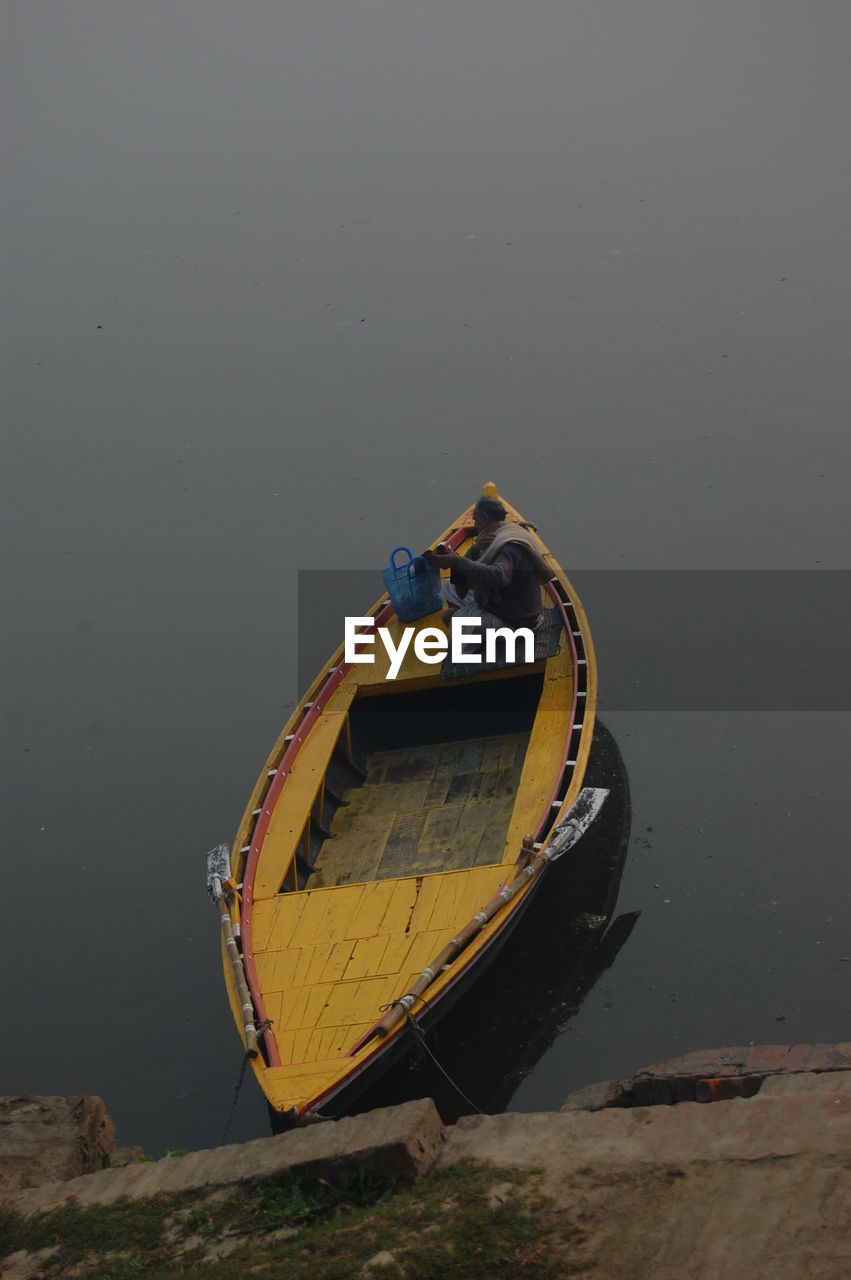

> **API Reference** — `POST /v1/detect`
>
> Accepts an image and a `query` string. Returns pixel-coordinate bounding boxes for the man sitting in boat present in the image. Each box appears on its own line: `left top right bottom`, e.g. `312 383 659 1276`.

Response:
429 496 552 651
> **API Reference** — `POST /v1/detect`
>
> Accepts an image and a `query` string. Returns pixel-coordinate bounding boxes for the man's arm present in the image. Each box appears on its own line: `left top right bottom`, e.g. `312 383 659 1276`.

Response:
453 547 515 590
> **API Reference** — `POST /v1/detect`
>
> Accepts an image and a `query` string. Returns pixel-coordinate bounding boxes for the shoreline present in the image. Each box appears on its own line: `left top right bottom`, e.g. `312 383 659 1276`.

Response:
2 1042 849 1277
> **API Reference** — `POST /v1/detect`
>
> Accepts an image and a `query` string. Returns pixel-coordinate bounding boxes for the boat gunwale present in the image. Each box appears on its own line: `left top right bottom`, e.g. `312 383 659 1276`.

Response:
531 578 580 842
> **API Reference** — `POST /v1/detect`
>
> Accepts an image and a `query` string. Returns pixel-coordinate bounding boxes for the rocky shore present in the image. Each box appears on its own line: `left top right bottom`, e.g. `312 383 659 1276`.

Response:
2 1042 849 1278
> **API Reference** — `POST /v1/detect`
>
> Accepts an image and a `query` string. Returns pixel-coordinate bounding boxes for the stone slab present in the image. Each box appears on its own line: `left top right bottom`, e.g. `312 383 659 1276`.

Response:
442 1073 851 1280
560 1079 624 1111
4 1098 445 1217
561 1043 851 1110
450 1072 851 1175
758 1070 851 1099
0 1097 115 1195
629 1042 851 1105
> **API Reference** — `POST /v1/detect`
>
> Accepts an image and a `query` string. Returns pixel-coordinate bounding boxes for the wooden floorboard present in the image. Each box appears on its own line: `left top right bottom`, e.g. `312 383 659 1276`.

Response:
314 730 529 886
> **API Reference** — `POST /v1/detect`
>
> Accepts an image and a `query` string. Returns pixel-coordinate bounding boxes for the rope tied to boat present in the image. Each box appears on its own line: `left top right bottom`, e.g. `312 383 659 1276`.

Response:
219 1018 273 1147
219 1053 250 1148
406 1010 485 1116
376 996 485 1117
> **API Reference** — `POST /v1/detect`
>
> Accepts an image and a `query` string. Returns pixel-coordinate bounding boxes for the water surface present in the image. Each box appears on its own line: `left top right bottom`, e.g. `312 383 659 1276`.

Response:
2 1 849 1151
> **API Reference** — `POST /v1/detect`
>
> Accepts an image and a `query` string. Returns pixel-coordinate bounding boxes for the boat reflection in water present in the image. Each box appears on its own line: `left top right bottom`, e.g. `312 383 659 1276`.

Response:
348 719 636 1123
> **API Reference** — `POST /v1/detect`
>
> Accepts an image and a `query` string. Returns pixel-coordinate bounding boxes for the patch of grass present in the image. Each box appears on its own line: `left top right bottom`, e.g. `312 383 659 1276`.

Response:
0 1171 386 1271
255 1161 574 1280
0 1196 177 1271
243 1166 383 1231
166 1167 386 1246
0 1160 578 1279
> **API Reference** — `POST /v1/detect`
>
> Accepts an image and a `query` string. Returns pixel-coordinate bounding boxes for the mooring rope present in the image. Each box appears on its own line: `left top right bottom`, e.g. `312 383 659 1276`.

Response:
219 1019 271 1146
219 1051 251 1147
402 1005 485 1116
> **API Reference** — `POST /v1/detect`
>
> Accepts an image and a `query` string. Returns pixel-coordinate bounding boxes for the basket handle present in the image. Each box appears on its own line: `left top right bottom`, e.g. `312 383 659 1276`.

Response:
388 546 414 571
407 556 429 579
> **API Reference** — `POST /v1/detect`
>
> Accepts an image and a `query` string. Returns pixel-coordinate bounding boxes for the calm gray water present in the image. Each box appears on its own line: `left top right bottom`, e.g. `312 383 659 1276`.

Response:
2 2 849 1152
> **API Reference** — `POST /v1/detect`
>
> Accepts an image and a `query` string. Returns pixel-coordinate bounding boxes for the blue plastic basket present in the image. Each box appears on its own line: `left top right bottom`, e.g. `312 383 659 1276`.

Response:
381 546 443 622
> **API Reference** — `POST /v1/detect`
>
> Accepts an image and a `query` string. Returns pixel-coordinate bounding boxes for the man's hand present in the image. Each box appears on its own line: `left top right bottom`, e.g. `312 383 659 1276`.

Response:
427 545 459 569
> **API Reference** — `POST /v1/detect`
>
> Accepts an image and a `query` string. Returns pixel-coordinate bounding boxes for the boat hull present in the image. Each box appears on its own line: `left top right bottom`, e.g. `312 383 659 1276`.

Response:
218 484 599 1122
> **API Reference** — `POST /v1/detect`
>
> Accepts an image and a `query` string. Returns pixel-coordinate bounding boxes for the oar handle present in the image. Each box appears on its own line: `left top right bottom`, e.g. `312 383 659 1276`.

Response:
214 884 258 1058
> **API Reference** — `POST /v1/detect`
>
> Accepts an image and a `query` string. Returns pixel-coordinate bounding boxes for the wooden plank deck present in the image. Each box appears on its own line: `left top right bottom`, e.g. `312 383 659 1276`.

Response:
309 731 528 889
253 864 509 1111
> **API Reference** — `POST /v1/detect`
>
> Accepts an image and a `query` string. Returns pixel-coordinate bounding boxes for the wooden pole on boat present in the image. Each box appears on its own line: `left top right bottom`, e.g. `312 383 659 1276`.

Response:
369 788 609 1041
213 880 257 1059
206 844 259 1057
371 850 546 1038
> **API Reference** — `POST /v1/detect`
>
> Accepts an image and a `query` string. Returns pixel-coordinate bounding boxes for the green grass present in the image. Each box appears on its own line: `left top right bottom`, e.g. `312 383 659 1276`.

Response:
0 1196 177 1276
0 1160 578 1279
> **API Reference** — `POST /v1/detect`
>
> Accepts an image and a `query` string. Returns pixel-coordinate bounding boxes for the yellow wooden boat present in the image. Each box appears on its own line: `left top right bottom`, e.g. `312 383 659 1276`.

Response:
215 482 601 1125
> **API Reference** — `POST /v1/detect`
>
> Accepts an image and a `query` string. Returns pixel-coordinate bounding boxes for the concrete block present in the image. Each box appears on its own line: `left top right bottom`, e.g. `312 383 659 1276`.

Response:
780 1043 815 1072
560 1080 624 1111
440 1071 851 1178
757 1070 851 1098
805 1042 851 1072
746 1044 792 1074
0 1096 115 1196
636 1048 743 1082
627 1044 851 1108
5 1098 445 1217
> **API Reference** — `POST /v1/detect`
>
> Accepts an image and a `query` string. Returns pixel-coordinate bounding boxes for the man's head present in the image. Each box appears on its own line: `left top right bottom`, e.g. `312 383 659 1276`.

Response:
473 496 506 531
